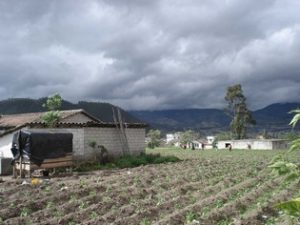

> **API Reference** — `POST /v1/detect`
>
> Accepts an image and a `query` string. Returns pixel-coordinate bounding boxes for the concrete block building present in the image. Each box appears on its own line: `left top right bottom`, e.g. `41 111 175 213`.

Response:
0 109 146 160
217 139 289 150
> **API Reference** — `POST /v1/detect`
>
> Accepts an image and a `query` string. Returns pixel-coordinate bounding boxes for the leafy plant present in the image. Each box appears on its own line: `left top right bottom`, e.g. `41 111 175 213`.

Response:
78 201 87 209
185 211 199 224
268 160 298 176
217 219 232 225
9 202 16 209
140 218 151 225
90 211 98 220
269 108 300 217
46 201 55 210
73 153 180 172
89 190 97 197
214 199 224 208
79 179 87 188
20 207 31 217
41 93 62 127
147 129 161 149
275 197 300 216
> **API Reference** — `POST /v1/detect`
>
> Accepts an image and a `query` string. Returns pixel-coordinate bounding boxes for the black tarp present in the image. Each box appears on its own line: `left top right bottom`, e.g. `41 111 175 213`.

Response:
11 130 73 166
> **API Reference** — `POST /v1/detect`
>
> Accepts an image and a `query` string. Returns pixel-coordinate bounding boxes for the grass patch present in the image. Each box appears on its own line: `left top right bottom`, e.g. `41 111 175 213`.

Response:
74 153 180 172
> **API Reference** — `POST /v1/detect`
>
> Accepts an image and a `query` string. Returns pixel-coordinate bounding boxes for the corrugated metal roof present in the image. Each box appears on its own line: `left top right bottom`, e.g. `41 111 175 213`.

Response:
0 109 102 128
0 109 147 138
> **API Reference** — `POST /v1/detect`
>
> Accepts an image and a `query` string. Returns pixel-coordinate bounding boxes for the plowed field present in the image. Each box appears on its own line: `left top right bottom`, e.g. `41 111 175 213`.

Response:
1 149 299 225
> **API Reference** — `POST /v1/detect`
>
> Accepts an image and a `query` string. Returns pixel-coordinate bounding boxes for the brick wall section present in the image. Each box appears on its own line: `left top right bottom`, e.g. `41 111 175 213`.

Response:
84 127 146 159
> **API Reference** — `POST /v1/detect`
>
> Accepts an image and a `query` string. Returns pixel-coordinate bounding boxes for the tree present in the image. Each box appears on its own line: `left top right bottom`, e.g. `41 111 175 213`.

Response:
179 130 199 145
215 131 232 141
147 129 161 149
41 93 62 127
225 84 256 139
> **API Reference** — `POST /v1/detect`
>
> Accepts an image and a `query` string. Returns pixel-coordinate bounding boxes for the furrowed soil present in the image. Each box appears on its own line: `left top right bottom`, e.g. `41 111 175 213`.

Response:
1 149 300 225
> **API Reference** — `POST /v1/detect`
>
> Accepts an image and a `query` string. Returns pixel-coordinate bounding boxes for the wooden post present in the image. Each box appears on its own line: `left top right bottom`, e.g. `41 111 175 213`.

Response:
19 156 23 178
13 163 16 178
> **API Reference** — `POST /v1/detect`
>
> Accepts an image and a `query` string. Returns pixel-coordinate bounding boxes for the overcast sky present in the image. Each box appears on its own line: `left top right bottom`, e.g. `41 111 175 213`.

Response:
0 0 300 110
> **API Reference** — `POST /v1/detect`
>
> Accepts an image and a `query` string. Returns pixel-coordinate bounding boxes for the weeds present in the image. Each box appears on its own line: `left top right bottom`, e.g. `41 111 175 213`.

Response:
74 153 180 172
90 211 98 220
140 218 151 225
185 211 199 224
214 199 224 208
20 207 31 217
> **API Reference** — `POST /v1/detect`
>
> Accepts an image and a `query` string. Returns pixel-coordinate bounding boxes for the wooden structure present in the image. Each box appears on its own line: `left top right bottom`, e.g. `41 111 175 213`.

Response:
13 153 73 178
112 107 130 155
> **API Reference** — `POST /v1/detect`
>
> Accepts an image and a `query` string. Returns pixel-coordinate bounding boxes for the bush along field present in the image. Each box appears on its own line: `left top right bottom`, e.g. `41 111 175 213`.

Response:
1 147 300 225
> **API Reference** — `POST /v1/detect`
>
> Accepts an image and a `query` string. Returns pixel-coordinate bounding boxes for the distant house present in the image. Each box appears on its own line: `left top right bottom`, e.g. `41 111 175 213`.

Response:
185 136 215 150
0 109 147 160
166 133 180 144
217 139 289 150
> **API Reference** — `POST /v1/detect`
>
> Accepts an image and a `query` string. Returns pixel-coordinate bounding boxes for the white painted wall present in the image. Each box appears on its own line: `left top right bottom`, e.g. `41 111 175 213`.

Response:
0 133 14 158
217 139 288 150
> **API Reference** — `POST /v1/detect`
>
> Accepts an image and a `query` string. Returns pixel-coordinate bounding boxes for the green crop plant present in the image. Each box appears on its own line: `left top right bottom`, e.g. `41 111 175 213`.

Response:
79 179 87 188
214 199 224 208
140 218 151 225
69 194 78 203
217 219 232 225
78 201 87 210
90 211 98 220
105 185 112 192
201 207 210 216
44 186 51 192
175 203 182 209
89 190 97 197
20 207 31 217
46 201 55 211
25 220 33 225
185 211 199 224
9 202 16 209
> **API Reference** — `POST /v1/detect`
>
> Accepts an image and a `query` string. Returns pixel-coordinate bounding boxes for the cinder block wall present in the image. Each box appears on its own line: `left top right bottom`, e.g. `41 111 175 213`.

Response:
84 127 146 159
30 128 85 159
30 127 146 161
84 127 123 159
125 128 146 155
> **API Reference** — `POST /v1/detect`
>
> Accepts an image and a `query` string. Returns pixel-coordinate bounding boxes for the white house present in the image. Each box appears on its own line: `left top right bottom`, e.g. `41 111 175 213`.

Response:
217 139 289 150
0 109 147 160
166 133 180 144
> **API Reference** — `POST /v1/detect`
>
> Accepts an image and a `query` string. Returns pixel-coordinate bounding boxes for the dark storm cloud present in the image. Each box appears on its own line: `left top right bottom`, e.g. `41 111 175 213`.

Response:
0 0 299 110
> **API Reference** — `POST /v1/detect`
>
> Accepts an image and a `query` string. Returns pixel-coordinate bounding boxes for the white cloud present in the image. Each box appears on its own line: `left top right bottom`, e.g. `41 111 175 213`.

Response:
0 0 299 110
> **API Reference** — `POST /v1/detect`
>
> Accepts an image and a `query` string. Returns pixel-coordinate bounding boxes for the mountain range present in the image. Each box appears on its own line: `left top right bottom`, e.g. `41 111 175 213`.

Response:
130 103 300 134
0 98 299 134
0 98 140 124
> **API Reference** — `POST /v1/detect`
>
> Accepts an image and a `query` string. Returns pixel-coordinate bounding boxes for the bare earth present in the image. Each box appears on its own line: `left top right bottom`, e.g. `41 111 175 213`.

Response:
0 149 299 225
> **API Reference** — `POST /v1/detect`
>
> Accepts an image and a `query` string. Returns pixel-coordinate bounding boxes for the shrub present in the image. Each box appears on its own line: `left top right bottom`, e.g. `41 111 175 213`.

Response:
74 153 180 172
